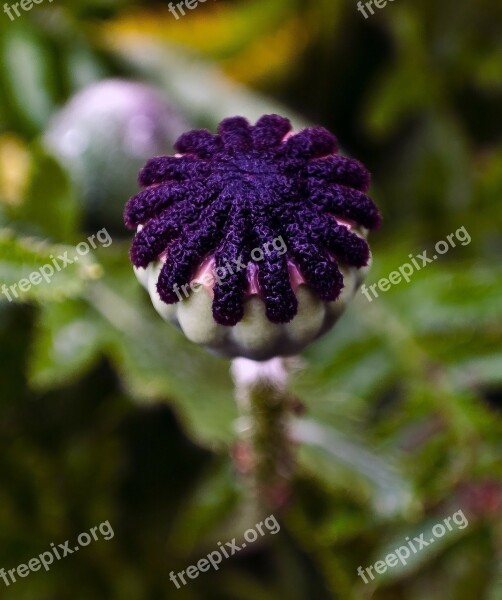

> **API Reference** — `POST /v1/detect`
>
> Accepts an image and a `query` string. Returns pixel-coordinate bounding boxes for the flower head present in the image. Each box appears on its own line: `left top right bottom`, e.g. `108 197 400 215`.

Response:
125 115 380 359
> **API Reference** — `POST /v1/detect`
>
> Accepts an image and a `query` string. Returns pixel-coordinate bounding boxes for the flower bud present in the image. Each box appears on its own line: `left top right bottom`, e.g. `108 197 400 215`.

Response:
45 79 188 231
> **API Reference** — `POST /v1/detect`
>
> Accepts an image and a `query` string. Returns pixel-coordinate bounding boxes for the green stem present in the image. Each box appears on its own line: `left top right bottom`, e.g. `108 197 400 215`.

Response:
232 357 296 517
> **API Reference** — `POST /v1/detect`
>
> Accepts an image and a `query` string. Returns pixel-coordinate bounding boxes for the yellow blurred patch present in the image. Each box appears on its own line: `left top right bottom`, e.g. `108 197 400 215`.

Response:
97 1 311 85
222 18 309 85
0 134 31 207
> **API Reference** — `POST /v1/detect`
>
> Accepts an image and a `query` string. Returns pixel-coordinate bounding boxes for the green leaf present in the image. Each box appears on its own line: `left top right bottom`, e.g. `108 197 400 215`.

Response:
0 25 56 132
15 147 80 242
104 39 309 130
293 419 416 519
372 511 472 584
28 299 107 390
83 254 237 447
0 230 102 304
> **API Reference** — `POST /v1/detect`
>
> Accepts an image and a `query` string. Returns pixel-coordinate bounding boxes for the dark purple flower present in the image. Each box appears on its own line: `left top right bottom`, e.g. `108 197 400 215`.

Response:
125 115 380 327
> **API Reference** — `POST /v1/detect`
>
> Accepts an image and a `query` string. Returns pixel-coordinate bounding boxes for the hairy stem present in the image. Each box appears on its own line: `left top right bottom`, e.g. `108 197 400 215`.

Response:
231 357 296 517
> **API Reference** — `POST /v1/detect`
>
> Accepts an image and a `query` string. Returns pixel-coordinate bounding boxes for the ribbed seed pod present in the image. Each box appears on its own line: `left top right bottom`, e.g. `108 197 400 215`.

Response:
126 115 380 360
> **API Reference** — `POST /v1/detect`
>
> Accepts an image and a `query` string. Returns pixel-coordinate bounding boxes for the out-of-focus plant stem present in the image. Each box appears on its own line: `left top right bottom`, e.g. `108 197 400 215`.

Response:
231 357 296 519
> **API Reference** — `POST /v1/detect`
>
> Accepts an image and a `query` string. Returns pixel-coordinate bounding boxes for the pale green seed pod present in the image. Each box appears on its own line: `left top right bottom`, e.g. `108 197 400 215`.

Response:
134 241 371 361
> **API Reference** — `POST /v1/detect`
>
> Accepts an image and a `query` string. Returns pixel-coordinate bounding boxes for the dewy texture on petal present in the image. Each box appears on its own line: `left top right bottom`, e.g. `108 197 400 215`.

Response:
125 115 381 328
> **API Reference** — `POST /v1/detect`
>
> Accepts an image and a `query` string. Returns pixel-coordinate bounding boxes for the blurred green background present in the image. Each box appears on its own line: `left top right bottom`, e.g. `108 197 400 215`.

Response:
0 0 501 598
